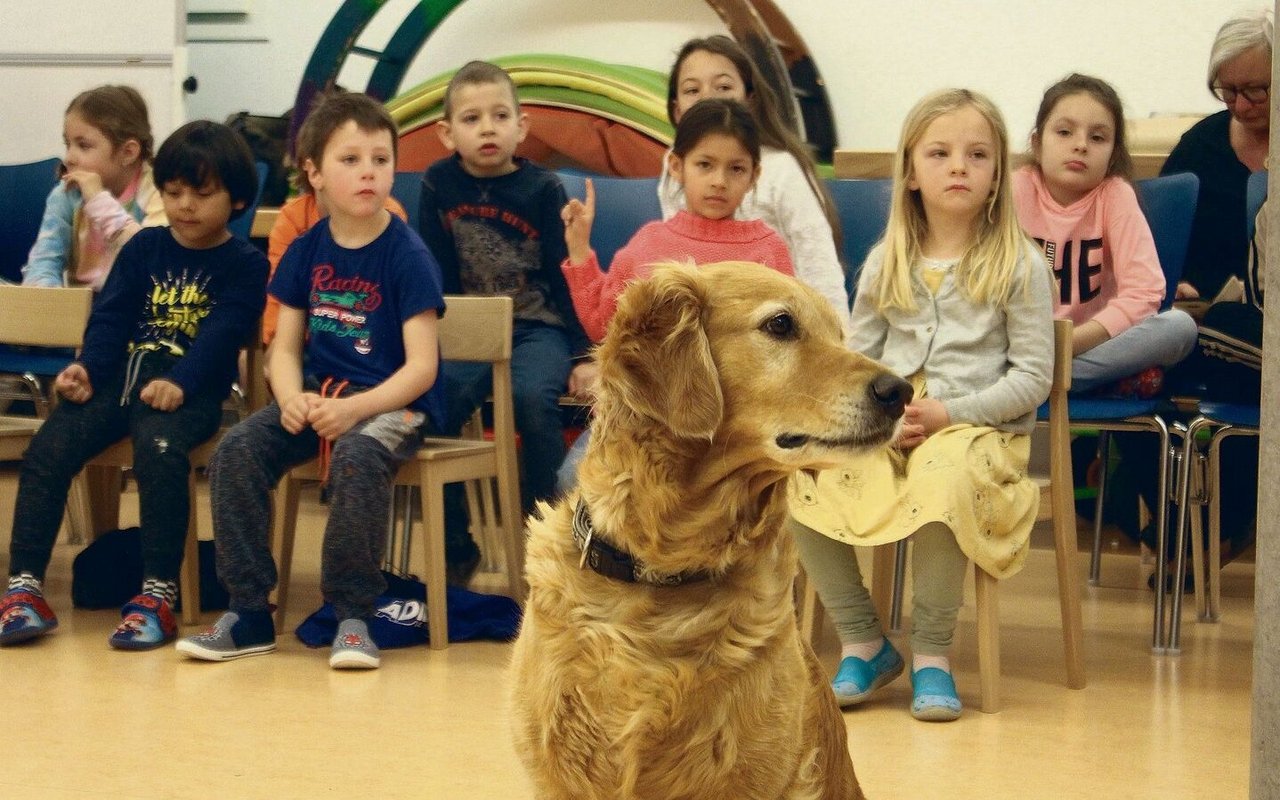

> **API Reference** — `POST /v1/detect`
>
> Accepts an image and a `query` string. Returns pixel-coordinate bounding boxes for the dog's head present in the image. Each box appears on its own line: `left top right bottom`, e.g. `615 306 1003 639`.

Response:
592 261 910 474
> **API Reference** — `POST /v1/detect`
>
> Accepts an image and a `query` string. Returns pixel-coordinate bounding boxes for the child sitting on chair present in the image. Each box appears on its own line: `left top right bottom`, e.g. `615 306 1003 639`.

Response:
177 92 446 670
416 60 591 585
22 85 167 290
1 120 267 650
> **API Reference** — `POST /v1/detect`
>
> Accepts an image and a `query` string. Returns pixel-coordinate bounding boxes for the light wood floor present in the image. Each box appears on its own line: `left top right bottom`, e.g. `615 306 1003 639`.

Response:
0 466 1253 799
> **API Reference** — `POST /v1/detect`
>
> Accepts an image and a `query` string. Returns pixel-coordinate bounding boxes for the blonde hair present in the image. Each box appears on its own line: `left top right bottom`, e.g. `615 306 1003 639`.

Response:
872 88 1030 312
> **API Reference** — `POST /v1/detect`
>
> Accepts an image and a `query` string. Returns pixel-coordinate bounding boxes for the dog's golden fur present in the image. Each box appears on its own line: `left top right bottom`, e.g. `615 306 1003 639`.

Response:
511 263 905 800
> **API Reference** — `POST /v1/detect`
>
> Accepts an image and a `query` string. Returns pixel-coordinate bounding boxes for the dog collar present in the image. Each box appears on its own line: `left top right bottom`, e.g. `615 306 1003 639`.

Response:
571 500 711 587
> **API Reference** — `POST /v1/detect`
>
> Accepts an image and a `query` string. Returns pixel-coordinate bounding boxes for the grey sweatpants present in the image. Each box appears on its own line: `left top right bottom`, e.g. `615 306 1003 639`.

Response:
208 403 423 620
1071 308 1199 392
792 518 968 656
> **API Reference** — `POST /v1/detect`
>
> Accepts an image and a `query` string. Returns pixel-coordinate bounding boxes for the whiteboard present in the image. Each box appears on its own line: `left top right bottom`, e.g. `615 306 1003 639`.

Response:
0 1 183 163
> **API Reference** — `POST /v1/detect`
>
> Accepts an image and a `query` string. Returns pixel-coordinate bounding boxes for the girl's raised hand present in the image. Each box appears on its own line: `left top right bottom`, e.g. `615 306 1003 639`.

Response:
561 177 595 264
62 169 105 200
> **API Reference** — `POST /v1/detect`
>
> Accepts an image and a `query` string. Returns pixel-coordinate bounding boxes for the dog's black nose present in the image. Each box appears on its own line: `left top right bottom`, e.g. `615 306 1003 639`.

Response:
869 373 913 418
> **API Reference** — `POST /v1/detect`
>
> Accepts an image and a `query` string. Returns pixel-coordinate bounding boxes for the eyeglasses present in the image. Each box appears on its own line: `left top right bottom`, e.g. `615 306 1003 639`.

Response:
1211 84 1270 104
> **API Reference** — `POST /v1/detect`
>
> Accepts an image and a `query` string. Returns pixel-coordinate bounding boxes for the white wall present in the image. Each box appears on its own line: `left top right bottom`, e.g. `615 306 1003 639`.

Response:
16 1 1266 163
0 0 183 163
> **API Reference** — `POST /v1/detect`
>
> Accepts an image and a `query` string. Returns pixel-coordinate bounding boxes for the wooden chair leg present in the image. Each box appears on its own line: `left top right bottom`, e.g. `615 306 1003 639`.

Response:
497 466 525 605
974 566 1000 713
271 474 301 634
179 470 201 626
421 478 450 649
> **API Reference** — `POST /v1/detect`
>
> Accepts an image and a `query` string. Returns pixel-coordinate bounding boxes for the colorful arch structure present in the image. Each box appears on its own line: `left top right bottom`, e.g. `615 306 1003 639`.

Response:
292 0 838 175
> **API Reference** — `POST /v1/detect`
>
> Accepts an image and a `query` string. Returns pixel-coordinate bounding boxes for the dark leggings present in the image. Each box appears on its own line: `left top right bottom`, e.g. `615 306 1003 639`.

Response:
9 362 223 582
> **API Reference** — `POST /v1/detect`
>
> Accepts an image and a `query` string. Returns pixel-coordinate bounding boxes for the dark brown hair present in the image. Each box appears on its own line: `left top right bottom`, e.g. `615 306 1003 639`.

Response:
671 98 760 165
666 36 842 250
1029 73 1133 181
295 91 397 193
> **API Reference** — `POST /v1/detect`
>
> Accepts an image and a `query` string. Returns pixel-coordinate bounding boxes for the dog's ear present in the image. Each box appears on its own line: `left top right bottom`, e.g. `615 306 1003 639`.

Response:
600 264 723 439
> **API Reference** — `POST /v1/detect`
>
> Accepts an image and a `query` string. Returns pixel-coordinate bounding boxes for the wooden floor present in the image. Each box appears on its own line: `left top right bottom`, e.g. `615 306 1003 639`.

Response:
0 466 1253 799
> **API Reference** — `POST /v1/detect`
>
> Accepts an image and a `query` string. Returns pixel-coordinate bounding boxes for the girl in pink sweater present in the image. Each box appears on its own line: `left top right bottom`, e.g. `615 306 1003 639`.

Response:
555 98 794 494
560 98 793 344
1013 74 1197 394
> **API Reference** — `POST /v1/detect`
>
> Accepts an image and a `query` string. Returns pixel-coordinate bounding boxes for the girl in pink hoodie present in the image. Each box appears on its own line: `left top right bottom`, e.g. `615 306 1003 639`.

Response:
1013 73 1197 395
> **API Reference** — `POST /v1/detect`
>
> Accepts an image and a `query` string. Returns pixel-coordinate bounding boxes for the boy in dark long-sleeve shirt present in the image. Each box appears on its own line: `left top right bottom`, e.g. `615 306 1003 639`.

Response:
1 121 267 651
419 61 591 582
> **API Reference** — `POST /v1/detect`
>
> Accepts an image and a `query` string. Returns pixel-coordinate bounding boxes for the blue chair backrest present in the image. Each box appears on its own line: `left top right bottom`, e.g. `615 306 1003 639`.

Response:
1135 172 1198 310
826 178 893 304
391 170 424 235
1246 169 1268 240
227 161 269 241
556 171 661 268
0 157 62 283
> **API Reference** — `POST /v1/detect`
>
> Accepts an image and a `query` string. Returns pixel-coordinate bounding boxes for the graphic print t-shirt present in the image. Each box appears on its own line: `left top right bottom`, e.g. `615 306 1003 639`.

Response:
78 226 268 400
270 215 447 426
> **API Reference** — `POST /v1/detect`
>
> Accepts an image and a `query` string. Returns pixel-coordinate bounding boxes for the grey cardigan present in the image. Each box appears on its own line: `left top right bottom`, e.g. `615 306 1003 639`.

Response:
850 244 1054 434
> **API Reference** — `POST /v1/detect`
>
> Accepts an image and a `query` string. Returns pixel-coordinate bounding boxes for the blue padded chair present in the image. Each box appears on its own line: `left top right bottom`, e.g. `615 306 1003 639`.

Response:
1170 402 1258 651
227 161 269 241
391 170 425 236
1137 172 1198 310
1040 172 1200 653
0 156 61 284
825 178 892 305
1246 169 1268 240
556 172 661 268
1167 171 1266 651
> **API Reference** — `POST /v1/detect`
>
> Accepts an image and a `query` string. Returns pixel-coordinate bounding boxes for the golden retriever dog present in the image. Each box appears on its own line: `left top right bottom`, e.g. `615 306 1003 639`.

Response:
510 262 910 800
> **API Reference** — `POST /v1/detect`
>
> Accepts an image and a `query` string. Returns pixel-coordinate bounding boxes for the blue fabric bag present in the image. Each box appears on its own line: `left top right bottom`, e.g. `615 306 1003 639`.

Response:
294 571 521 648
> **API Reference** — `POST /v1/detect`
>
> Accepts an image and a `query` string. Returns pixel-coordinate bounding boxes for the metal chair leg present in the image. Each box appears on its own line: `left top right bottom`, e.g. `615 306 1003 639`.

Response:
1089 431 1111 586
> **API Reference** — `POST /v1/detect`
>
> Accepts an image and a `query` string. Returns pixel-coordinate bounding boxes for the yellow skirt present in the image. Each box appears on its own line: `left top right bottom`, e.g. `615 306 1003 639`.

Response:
787 424 1037 579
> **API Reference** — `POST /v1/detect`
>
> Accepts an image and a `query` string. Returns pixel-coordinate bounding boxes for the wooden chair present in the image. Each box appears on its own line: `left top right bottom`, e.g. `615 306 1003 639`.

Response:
70 325 267 625
797 319 1084 713
272 295 523 649
0 285 94 537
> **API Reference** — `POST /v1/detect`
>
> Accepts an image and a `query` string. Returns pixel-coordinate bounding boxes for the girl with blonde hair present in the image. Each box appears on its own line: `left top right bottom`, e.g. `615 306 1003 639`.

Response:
789 88 1054 722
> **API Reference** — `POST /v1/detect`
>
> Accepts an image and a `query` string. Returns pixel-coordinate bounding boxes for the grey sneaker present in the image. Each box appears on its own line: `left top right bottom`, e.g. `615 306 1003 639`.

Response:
329 618 380 669
176 610 276 662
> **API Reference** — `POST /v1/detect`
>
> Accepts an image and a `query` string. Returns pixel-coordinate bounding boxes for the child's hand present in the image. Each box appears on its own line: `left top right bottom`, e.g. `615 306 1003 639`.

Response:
1175 281 1200 300
895 420 927 450
140 379 185 411
280 392 320 435
62 170 105 200
567 360 600 399
54 363 93 404
307 396 362 441
561 178 595 264
903 398 951 439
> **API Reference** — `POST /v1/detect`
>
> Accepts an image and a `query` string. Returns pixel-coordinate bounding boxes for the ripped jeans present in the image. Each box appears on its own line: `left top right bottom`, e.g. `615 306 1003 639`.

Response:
7 354 223 583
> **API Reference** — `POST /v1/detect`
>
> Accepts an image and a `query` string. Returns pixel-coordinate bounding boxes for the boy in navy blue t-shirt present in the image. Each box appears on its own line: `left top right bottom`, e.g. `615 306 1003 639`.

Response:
178 93 445 670
1 120 267 651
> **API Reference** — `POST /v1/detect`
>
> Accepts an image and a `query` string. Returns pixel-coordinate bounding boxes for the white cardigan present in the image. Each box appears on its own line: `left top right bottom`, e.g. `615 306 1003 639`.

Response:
659 146 851 330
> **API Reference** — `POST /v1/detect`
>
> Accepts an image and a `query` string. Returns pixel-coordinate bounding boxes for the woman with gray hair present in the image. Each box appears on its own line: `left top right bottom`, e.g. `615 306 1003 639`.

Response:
1162 8 1272 300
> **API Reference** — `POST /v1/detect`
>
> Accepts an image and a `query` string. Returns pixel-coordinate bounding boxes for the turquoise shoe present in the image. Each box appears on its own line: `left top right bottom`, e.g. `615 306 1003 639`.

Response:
831 638 904 707
910 667 963 722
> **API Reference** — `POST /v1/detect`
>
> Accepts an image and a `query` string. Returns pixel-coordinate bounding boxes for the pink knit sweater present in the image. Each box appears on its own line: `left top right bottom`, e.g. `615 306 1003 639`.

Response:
562 210 794 342
1013 166 1164 338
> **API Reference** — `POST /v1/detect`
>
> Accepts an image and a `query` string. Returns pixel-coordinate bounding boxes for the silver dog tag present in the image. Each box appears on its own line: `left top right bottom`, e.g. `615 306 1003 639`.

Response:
578 530 593 570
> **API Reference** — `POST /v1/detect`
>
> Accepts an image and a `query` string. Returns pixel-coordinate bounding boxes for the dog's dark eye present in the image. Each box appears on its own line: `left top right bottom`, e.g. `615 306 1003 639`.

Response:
761 312 796 339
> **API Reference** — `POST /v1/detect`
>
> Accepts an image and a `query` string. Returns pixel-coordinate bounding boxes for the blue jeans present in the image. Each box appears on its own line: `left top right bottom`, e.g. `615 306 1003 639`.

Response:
1070 309 1199 392
442 321 572 561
